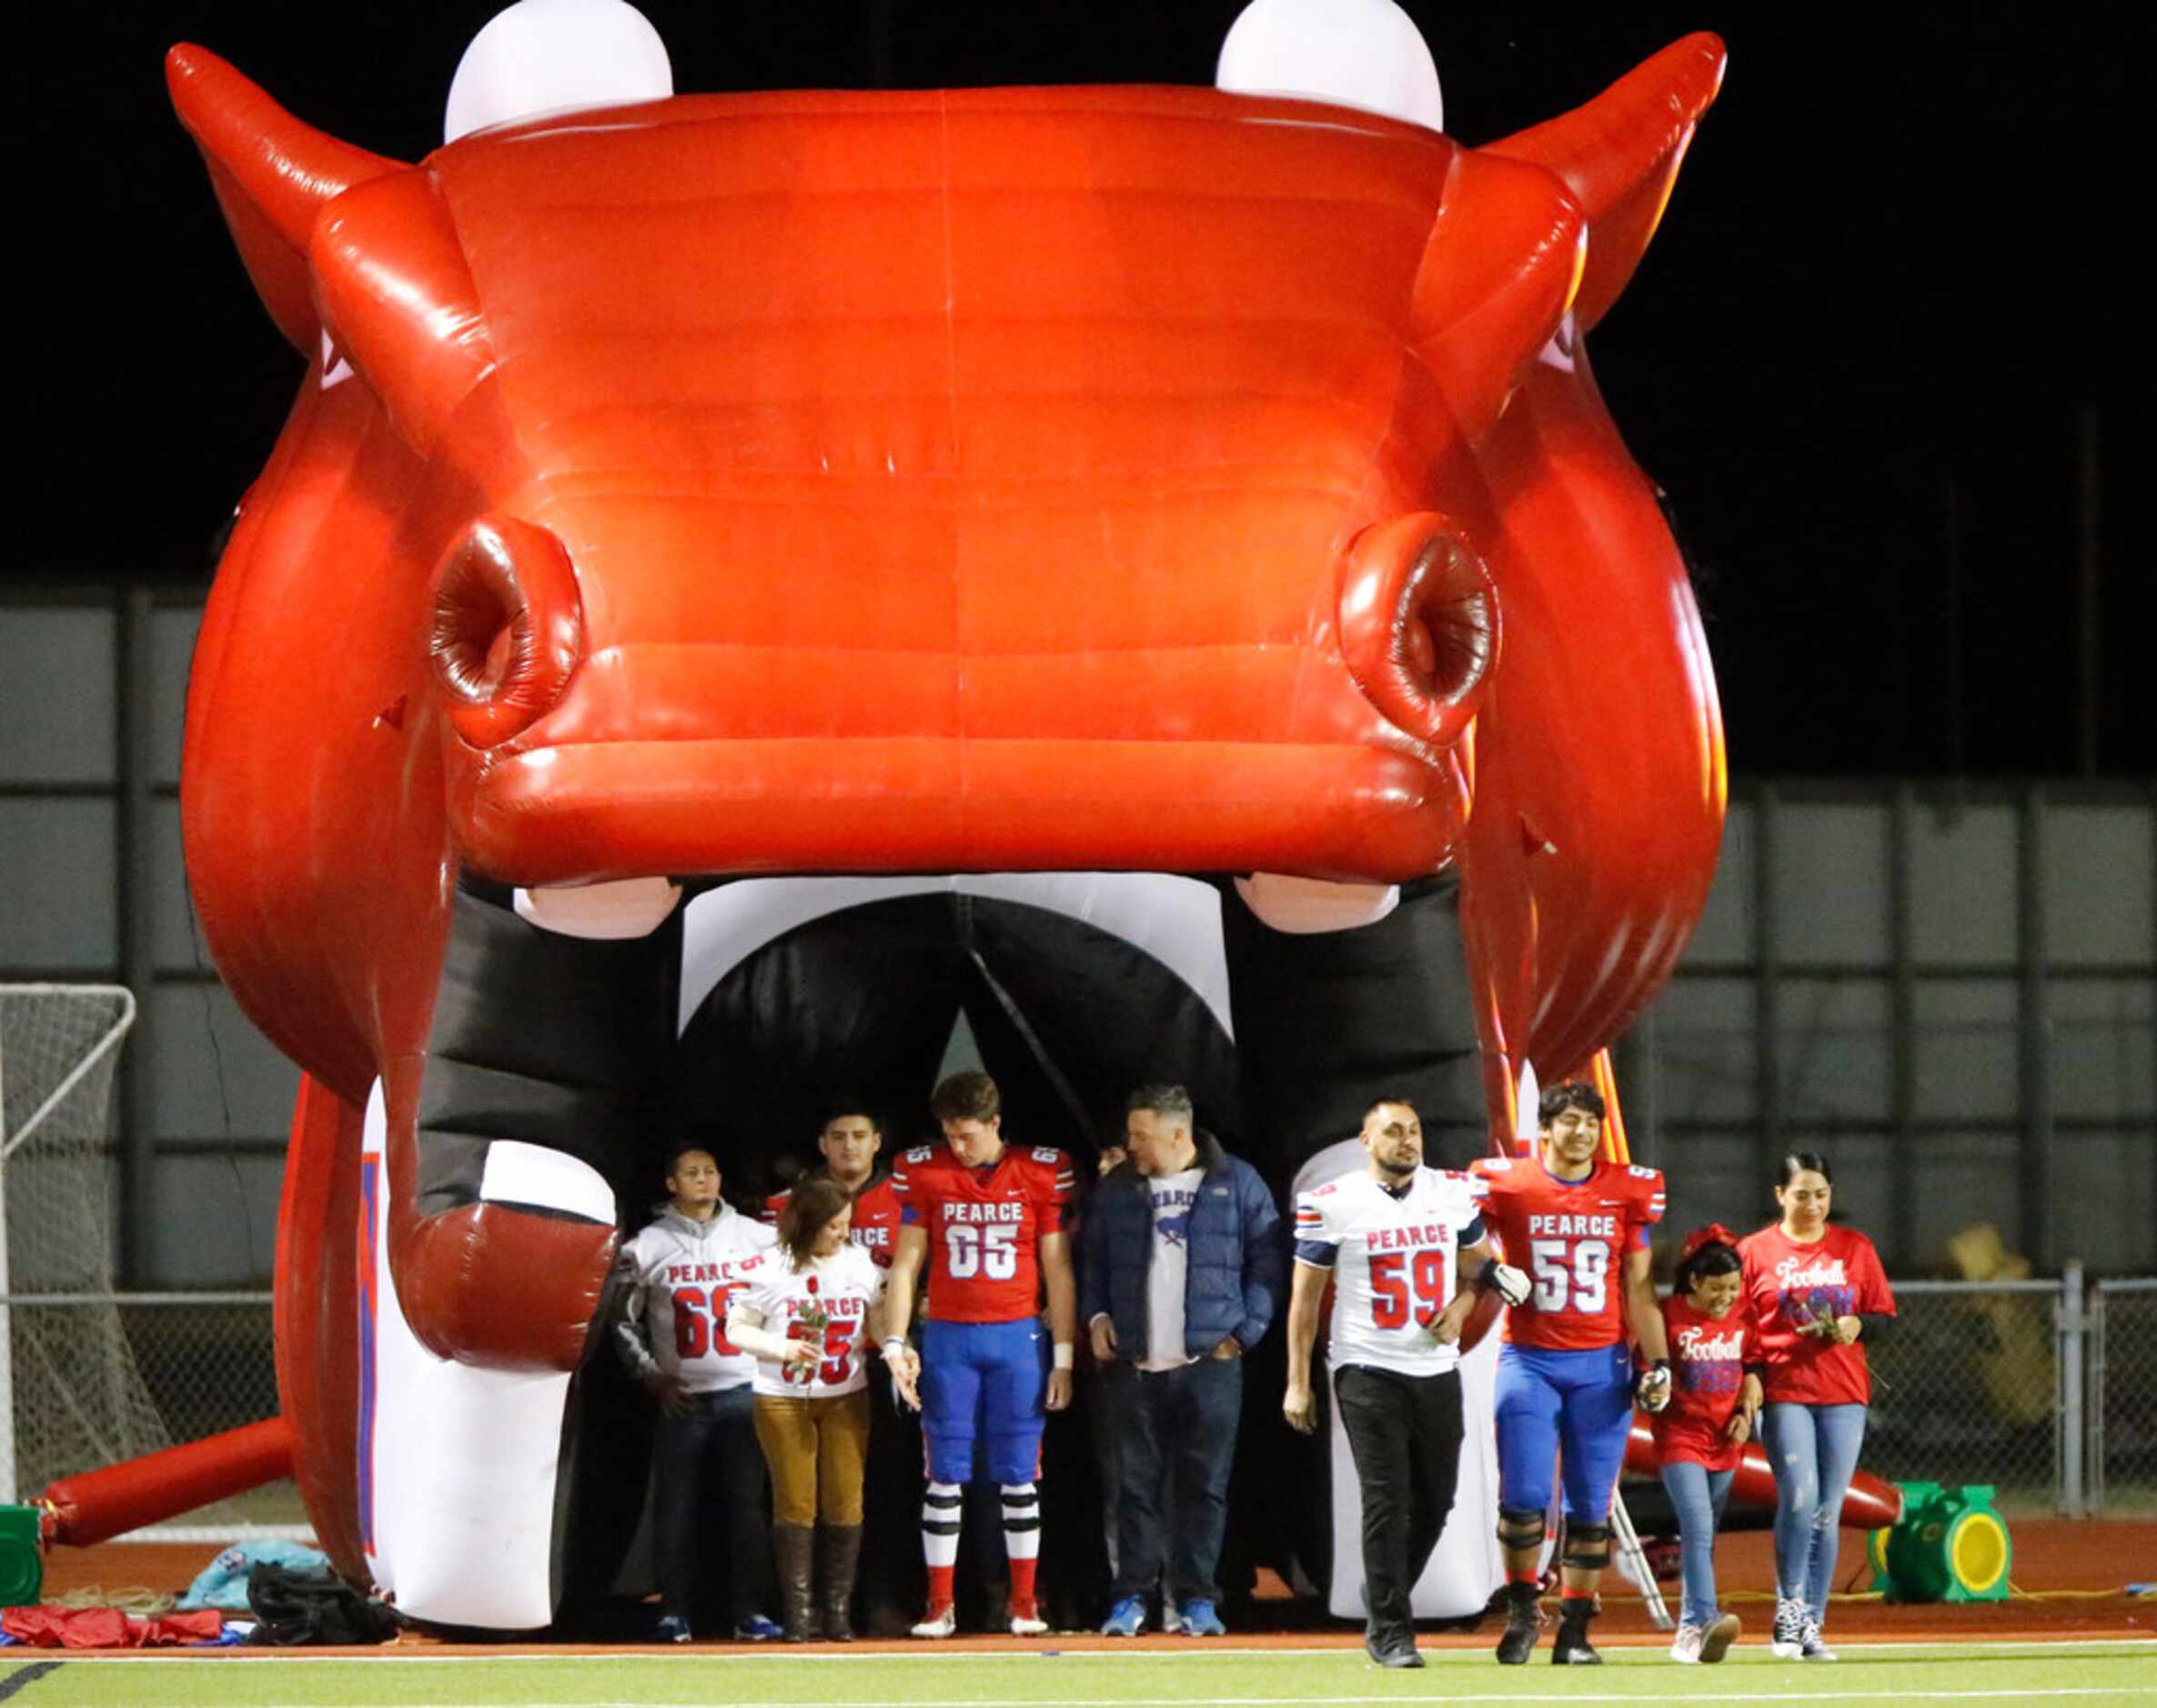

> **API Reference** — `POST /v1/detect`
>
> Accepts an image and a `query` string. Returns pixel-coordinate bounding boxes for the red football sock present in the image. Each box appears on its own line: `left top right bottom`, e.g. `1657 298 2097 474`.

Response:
925 1564 954 1608
1007 1555 1039 1607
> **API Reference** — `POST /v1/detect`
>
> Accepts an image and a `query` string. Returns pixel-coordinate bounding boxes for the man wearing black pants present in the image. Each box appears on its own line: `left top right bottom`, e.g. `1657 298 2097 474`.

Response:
613 1146 785 1642
1283 1099 1528 1668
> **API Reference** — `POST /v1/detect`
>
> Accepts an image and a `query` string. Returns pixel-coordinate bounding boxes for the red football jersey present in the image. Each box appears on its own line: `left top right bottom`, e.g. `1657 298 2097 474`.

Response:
762 1171 903 1270
892 1140 1076 1323
1739 1221 1894 1406
1469 1154 1665 1351
1654 1291 1759 1471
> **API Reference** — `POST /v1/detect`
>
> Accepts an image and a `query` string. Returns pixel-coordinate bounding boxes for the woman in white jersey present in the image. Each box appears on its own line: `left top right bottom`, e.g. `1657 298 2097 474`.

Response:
729 1176 918 1641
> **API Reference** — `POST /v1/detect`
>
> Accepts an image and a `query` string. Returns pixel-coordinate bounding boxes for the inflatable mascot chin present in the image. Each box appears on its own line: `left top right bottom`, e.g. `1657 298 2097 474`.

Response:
155 0 1738 1626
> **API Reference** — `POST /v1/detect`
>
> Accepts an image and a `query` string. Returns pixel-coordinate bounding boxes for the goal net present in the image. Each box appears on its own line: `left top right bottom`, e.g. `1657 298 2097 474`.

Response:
0 984 169 1506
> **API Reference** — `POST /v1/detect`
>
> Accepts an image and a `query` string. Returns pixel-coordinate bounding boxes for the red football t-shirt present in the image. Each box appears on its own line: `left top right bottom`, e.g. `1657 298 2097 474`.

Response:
1470 1154 1665 1351
892 1141 1076 1324
762 1170 903 1270
1655 1291 1760 1471
1738 1221 1894 1406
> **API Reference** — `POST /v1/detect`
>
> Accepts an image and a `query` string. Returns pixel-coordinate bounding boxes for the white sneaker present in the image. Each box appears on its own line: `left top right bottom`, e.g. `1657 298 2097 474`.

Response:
1799 1619 1838 1661
1769 1596 1804 1660
1699 1611 1741 1663
1008 1597 1049 1636
911 1601 957 1639
1668 1623 1705 1664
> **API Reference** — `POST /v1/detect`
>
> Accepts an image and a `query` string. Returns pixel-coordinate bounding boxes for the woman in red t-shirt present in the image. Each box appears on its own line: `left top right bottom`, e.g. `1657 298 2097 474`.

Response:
1738 1153 1895 1664
1655 1225 1761 1665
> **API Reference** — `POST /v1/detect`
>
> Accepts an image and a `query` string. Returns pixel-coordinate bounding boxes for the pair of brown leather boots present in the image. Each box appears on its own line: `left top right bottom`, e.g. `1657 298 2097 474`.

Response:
774 1524 862 1642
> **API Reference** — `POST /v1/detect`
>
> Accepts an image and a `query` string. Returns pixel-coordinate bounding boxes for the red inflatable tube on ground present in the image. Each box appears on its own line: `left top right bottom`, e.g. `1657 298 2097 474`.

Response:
1624 1420 1900 1530
40 1416 294 1548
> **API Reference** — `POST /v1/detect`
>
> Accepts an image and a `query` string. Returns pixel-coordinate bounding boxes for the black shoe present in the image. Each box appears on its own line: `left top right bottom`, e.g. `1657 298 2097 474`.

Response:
1551 1603 1602 1666
1364 1627 1424 1669
1496 1582 1540 1665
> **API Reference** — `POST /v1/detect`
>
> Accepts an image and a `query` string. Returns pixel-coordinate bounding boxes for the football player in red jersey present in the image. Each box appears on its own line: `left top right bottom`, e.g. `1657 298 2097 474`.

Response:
1470 1081 1672 1666
882 1071 1078 1637
764 1101 902 1270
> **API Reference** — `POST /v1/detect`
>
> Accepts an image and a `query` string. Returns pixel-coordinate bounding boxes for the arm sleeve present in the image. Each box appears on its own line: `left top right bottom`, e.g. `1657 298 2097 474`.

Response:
1236 1166 1287 1346
1075 1185 1108 1326
723 1298 794 1364
1292 1191 1338 1270
611 1247 661 1383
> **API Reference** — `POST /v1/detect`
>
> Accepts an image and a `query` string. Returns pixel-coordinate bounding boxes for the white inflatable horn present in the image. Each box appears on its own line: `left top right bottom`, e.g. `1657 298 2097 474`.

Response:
446 0 673 145
1216 0 1443 132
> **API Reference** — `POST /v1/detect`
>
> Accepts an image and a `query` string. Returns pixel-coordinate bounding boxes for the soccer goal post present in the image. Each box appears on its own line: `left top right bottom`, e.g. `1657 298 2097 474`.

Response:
0 984 162 1507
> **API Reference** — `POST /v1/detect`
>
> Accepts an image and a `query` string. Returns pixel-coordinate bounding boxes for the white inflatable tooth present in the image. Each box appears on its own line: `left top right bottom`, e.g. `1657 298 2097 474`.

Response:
1235 872 1401 934
446 0 673 145
1216 0 1444 132
514 874 682 939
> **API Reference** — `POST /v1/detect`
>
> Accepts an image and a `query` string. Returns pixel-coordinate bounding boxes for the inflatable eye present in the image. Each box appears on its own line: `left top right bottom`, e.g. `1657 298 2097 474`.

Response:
428 515 584 748
445 0 673 145
1338 514 1497 750
1216 0 1443 132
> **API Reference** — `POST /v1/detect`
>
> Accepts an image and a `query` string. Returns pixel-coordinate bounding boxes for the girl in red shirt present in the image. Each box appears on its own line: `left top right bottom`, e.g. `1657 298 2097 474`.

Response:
1738 1153 1895 1664
1655 1226 1761 1664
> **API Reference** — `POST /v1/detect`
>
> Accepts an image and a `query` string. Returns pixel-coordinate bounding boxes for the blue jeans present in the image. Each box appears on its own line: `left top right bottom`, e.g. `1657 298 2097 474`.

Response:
1658 1460 1735 1628
1105 1356 1244 1603
1761 1402 1868 1620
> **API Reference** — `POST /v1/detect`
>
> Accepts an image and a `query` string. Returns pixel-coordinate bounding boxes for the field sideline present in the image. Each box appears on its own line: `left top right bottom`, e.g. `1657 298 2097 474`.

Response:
5 1640 2153 1708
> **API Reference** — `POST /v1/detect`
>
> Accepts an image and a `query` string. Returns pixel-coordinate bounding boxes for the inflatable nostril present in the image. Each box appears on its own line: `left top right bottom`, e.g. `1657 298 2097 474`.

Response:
1338 512 1498 749
428 514 583 748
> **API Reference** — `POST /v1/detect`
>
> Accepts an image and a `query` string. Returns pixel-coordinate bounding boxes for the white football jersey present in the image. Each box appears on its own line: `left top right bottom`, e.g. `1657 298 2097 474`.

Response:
734 1243 887 1399
1294 1167 1486 1377
613 1205 780 1393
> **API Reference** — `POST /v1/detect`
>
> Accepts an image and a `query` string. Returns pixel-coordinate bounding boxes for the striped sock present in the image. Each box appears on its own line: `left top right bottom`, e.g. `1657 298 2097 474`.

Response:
1000 1482 1042 1603
922 1481 962 1604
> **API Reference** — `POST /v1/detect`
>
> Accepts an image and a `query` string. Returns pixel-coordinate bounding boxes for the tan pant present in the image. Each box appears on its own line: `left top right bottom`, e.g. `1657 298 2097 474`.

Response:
753 1389 871 1526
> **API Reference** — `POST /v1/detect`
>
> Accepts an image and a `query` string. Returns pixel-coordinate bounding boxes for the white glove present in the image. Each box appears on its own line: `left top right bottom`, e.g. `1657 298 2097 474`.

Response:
1636 1360 1674 1413
1486 1261 1532 1309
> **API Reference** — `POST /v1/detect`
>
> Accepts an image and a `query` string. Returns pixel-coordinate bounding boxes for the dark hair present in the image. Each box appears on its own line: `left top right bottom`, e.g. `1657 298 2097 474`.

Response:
930 1070 1001 1124
664 1143 719 1181
1126 1083 1194 1126
1676 1238 1742 1295
1778 1151 1833 1187
778 1175 853 1269
1538 1081 1605 1125
819 1100 881 1134
1363 1095 1420 1123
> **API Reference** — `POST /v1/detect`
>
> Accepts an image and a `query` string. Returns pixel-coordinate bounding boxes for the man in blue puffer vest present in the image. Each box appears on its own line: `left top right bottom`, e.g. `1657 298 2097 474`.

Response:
1079 1083 1286 1638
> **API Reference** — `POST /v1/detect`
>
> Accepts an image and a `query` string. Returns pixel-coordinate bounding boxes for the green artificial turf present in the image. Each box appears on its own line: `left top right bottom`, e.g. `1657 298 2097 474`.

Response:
4 1640 2152 1708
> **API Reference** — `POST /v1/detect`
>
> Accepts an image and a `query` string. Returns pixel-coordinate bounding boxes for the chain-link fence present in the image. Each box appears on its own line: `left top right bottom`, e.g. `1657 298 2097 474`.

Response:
5 1293 304 1534
2092 1280 2157 1515
1863 1280 2064 1514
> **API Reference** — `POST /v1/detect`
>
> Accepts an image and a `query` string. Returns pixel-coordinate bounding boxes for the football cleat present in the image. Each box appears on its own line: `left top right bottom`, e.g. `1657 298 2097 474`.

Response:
911 1600 957 1639
1008 1596 1049 1636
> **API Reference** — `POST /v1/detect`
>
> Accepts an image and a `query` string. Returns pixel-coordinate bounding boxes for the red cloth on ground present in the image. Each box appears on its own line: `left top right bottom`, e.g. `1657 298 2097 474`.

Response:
2 1604 223 1647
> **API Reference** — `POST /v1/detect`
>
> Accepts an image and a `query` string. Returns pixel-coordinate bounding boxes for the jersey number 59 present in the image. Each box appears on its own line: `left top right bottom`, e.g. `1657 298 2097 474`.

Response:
944 1223 1018 1280
1527 1240 1608 1314
1368 1249 1448 1329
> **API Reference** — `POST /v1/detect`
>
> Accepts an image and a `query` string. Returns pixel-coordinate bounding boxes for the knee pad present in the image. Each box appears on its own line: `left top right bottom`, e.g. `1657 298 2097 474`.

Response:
1497 1506 1547 1554
1559 1519 1612 1573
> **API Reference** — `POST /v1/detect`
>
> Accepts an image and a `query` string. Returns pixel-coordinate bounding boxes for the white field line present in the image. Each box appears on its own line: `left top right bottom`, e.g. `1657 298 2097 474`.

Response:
209 1692 2157 1708
40 1633 2155 1663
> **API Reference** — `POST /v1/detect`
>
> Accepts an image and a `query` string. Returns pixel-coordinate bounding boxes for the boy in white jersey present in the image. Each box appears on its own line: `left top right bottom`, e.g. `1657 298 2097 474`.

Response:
1283 1098 1529 1671
613 1145 783 1643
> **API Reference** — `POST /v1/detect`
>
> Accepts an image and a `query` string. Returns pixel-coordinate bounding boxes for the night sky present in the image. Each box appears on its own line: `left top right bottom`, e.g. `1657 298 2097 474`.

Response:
19 4 2147 777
